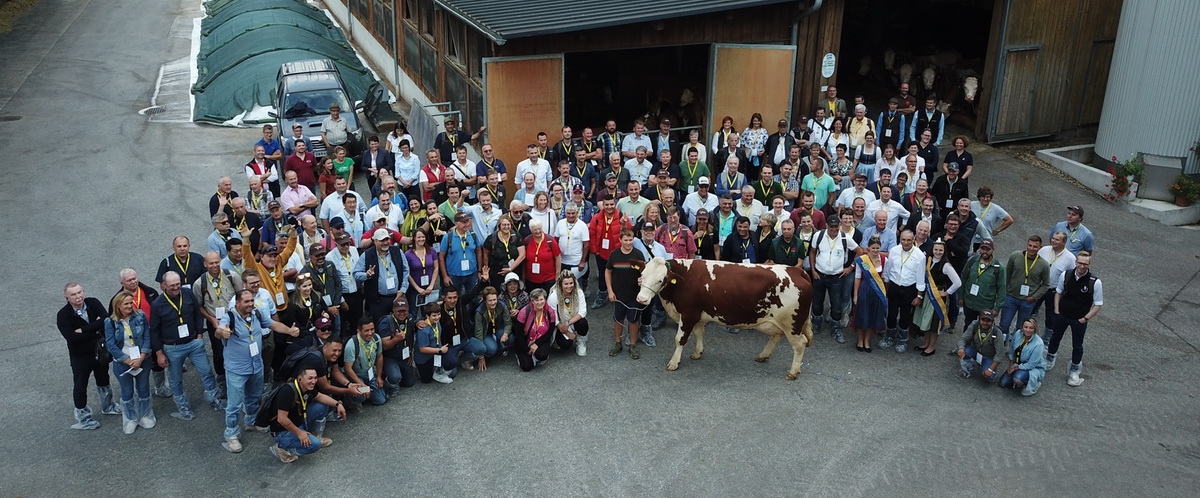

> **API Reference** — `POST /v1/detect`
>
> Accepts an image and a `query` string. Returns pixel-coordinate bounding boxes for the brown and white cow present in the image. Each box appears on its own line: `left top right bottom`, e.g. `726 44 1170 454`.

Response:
631 258 814 380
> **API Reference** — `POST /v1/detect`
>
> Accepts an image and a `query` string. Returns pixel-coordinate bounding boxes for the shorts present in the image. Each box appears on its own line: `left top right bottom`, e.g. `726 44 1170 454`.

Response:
612 301 642 323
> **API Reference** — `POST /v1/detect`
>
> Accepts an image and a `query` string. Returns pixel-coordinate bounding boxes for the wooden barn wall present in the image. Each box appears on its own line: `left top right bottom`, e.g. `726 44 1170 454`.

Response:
791 0 844 119
979 0 1123 140
495 4 796 56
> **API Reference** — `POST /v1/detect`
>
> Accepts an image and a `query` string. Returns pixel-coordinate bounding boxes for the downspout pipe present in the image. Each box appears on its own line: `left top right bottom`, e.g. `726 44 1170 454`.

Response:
791 0 824 45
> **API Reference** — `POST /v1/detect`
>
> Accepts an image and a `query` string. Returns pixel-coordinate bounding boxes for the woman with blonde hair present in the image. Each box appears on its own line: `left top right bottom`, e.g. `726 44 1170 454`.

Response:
104 290 155 434
549 270 589 356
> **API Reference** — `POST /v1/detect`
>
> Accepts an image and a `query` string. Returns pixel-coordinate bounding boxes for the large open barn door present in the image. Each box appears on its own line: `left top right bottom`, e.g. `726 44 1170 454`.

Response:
708 44 796 139
483 54 564 194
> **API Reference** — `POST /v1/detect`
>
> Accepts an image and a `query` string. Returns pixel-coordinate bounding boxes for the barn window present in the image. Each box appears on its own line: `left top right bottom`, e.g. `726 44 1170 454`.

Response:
372 0 395 51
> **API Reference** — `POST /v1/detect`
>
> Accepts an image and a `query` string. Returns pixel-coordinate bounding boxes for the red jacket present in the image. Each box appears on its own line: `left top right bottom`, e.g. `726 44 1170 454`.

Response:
588 210 632 259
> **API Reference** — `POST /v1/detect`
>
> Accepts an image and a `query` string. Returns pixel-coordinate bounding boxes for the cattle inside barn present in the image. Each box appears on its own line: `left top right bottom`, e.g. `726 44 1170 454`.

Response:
631 258 814 380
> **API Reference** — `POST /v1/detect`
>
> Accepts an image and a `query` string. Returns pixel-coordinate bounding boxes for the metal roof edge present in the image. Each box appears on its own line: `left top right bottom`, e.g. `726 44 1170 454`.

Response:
434 0 508 45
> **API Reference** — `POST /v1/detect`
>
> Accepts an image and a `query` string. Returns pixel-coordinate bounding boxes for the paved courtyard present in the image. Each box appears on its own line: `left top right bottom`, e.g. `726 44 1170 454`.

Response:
0 0 1196 496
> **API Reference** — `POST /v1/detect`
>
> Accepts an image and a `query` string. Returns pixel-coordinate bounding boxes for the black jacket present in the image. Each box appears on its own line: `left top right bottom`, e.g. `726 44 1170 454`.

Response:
57 297 109 358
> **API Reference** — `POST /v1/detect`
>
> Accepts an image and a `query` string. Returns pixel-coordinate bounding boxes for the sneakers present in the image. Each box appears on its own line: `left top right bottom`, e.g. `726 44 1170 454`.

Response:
432 367 454 384
318 436 334 447
956 370 971 379
629 344 641 360
223 437 243 453
641 331 657 347
270 444 297 463
1045 353 1057 371
460 360 475 371
831 327 846 344
609 342 623 356
247 424 269 433
591 296 606 309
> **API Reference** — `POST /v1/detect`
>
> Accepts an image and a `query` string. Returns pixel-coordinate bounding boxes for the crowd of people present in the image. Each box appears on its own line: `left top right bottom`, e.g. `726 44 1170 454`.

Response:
57 83 1104 463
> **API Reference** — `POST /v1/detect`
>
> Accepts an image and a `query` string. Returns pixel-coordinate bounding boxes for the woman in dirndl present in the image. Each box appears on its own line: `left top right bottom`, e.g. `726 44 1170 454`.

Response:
911 239 961 356
851 235 887 352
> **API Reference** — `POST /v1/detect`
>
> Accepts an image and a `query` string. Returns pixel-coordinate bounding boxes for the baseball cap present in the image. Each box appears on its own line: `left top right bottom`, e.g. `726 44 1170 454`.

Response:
375 213 388 222
314 316 333 330
660 118 671 126
698 177 711 186
308 243 327 256
261 244 280 256
605 172 617 180
657 168 669 176
334 232 353 245
980 309 997 320
641 221 655 231
887 97 899 104
979 239 994 249
947 162 960 172
267 200 282 209
372 228 391 240
572 187 584 193
453 211 470 223
329 216 345 228
1067 205 1085 217
503 272 521 286
392 298 409 312
777 119 788 127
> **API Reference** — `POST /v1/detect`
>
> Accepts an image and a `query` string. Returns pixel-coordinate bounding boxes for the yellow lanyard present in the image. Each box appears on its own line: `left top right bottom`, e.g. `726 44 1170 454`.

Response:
174 254 190 279
727 172 737 187
123 321 135 346
563 142 573 156
740 238 751 257
486 308 496 327
533 235 546 263
166 294 185 324
977 260 989 276
456 230 470 255
249 192 263 210
448 133 457 147
668 228 681 246
209 274 223 294
901 248 914 266
685 160 698 180
1068 227 1080 242
1014 336 1031 362
758 181 771 198
357 334 376 360
979 202 992 219
431 324 442 345
976 327 990 347
379 253 392 277
414 249 427 272
1023 254 1039 283
1049 250 1062 264
241 314 255 342
575 163 587 179
303 299 313 321
293 380 307 420
133 288 143 310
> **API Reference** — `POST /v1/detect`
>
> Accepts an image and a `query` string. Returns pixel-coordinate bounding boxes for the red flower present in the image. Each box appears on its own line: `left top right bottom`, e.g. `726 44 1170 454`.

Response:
1112 156 1118 161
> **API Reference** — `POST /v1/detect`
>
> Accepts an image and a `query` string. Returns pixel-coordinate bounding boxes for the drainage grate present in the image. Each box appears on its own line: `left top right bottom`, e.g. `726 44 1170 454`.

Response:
0 115 21 122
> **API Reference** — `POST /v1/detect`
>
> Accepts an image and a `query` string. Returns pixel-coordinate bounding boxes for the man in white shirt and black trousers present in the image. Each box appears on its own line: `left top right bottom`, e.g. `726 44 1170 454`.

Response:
882 229 926 353
808 207 861 344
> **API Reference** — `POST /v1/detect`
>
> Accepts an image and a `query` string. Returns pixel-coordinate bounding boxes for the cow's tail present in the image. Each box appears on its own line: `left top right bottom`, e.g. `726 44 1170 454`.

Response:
802 318 814 347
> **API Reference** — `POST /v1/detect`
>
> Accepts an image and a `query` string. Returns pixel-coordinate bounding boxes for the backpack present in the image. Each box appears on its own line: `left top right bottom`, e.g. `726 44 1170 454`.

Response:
279 344 323 381
812 229 852 269
253 382 291 428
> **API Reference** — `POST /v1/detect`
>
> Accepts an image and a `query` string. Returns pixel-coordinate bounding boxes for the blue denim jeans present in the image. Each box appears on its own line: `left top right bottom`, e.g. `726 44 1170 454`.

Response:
224 369 265 439
112 361 151 402
960 345 999 382
461 337 487 363
163 339 218 398
274 402 328 455
998 369 1030 389
383 357 418 388
481 332 512 357
810 272 849 321
351 365 388 405
999 294 1036 337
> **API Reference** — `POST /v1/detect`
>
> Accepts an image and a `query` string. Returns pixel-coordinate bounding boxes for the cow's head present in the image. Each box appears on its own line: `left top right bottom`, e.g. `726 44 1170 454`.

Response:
922 66 937 90
631 257 680 305
857 55 872 76
963 76 979 103
883 48 896 70
898 63 914 84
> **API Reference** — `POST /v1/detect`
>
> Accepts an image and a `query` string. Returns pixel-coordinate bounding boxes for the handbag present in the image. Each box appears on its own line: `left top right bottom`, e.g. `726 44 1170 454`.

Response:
96 319 114 363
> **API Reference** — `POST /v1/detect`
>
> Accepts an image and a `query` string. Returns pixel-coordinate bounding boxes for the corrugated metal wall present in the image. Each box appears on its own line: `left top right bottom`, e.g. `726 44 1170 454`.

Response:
1096 0 1200 178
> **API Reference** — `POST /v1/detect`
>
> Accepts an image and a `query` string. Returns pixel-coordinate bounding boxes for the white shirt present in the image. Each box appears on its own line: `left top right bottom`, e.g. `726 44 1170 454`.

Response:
530 207 558 235
734 199 766 227
884 245 927 289
365 204 402 232
682 191 719 224
1038 246 1077 289
866 199 910 231
811 228 859 275
554 219 590 265
282 251 306 292
318 190 366 221
515 158 552 192
835 187 877 209
448 160 476 197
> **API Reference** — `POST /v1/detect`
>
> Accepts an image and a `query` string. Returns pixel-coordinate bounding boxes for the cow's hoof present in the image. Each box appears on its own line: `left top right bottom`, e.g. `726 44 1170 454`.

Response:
754 356 769 363
689 352 702 360
666 363 679 371
785 372 799 380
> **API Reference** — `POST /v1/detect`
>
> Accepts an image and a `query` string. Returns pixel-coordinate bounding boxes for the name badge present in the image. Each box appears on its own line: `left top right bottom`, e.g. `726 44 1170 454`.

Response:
420 275 430 286
177 324 190 338
461 259 471 272
969 284 980 296
215 306 225 317
249 342 260 357
507 259 516 269
602 239 610 250
945 199 953 208
182 284 192 291
884 129 893 138
433 355 442 368
367 368 375 381
402 347 410 360
1019 284 1030 296
275 292 284 304
322 295 333 306
975 352 984 364
123 345 140 361
452 335 461 346
385 276 396 288
688 185 696 194
742 258 751 264
532 263 541 274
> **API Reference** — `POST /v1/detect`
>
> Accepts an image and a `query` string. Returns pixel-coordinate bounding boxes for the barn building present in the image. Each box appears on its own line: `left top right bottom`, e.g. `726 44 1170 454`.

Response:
325 0 1123 192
